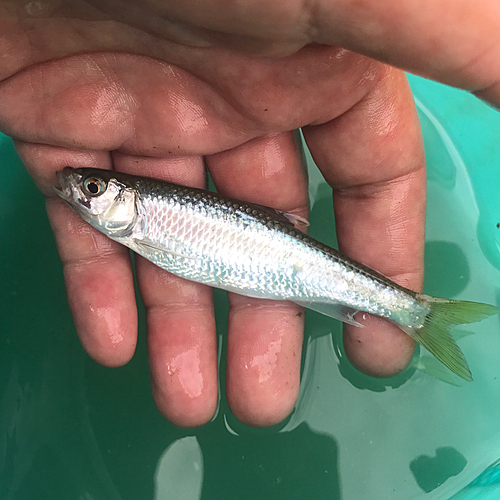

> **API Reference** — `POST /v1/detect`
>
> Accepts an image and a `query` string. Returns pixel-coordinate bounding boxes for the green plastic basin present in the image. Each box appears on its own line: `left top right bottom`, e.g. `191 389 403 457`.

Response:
1 75 500 500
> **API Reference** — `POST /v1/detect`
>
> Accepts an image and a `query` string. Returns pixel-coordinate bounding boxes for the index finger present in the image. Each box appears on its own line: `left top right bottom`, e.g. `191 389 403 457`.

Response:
14 141 139 366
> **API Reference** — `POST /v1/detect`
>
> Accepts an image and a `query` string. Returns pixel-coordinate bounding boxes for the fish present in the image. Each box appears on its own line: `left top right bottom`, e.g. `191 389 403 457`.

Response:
53 166 499 381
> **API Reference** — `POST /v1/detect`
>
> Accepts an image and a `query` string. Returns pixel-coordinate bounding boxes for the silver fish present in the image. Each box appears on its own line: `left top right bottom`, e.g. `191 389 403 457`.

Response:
54 167 499 380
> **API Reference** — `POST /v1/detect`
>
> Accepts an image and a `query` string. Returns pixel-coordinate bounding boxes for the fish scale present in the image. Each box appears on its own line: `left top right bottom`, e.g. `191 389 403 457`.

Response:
55 167 500 381
136 184 422 324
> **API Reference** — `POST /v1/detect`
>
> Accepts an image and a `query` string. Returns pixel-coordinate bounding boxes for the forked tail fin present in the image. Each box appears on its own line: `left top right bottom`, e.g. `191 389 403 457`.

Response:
401 295 500 381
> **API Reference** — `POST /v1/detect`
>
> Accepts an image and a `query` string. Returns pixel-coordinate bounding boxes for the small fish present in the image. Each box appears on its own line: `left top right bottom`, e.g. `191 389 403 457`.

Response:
54 167 499 381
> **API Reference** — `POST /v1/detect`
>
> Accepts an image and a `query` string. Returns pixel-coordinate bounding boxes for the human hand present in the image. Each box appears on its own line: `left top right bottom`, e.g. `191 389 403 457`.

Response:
0 0 498 427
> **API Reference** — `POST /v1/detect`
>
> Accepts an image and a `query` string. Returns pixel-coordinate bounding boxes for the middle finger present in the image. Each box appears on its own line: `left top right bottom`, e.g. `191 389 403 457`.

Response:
207 131 309 427
114 152 219 427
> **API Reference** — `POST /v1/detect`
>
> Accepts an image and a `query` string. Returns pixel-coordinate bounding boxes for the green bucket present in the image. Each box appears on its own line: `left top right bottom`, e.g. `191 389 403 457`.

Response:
1 75 499 500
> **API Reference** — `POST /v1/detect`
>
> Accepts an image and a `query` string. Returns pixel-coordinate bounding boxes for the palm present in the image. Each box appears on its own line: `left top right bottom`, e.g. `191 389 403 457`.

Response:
1 0 498 427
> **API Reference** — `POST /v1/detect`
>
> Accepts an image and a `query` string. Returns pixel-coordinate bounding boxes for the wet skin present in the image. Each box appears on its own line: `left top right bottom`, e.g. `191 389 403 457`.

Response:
1 0 499 427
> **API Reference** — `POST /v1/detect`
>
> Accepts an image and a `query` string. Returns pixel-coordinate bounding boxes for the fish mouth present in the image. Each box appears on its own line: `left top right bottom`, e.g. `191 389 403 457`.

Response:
52 167 83 203
51 184 69 201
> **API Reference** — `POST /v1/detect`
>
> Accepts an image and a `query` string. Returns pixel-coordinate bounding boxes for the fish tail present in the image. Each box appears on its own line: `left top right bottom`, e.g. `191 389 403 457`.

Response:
402 295 500 381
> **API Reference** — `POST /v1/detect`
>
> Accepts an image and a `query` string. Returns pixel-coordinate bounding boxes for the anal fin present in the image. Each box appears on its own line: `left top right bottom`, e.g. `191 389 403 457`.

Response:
294 300 363 327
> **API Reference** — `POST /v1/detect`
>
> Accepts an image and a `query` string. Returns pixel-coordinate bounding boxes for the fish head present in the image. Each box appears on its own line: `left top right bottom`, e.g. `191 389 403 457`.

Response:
53 167 139 237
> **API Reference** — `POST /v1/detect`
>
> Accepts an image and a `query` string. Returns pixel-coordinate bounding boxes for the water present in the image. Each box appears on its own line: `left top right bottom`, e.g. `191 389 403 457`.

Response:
1 76 500 500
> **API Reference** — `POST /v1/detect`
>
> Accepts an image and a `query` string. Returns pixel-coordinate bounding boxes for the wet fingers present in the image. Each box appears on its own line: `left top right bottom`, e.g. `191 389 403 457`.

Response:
207 131 308 425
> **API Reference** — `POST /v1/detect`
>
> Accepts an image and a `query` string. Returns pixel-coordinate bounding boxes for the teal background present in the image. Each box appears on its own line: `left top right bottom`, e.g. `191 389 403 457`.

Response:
1 75 500 499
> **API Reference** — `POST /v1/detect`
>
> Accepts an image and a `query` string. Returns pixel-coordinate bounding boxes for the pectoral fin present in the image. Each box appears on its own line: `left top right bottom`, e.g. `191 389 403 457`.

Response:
294 300 363 327
133 239 194 260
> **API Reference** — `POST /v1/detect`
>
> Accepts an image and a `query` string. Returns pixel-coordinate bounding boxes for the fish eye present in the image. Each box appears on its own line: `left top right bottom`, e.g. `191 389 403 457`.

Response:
83 177 107 196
